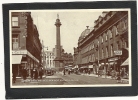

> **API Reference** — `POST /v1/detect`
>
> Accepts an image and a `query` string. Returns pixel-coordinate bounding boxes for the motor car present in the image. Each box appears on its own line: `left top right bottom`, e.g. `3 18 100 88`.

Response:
46 69 54 76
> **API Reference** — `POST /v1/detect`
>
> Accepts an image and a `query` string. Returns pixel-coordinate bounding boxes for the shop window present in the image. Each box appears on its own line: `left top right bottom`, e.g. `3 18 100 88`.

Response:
12 35 19 50
12 16 19 27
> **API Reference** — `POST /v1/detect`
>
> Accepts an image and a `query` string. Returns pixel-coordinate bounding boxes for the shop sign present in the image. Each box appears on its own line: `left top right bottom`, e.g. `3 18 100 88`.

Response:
114 50 122 55
12 50 27 54
108 57 118 62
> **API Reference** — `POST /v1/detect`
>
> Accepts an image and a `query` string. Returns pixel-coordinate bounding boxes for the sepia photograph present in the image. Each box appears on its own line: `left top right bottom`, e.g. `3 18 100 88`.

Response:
10 9 131 88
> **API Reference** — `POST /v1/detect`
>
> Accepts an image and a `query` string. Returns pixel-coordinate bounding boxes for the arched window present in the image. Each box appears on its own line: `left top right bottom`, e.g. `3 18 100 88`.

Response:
105 33 108 41
125 19 128 28
106 47 108 58
116 41 119 50
108 30 112 39
89 45 91 51
122 21 126 30
115 26 119 35
101 36 103 43
102 48 104 58
111 44 113 57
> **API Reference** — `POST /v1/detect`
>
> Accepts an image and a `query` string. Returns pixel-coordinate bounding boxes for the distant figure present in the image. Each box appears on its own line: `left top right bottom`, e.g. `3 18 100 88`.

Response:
30 68 34 80
111 70 116 79
34 69 38 80
88 69 91 75
12 66 17 83
39 68 43 79
68 69 71 75
116 72 121 83
22 67 27 83
63 69 66 75
120 68 125 78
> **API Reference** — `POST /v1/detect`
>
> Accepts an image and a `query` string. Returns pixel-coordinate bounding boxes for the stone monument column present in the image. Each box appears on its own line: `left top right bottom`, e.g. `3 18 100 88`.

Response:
54 14 63 71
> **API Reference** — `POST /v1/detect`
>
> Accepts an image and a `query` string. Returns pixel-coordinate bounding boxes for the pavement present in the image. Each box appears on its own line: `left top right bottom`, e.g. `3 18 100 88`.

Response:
12 72 129 86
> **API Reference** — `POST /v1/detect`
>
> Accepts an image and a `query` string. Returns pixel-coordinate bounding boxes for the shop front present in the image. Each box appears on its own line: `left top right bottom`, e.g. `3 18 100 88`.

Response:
12 50 40 77
108 57 119 71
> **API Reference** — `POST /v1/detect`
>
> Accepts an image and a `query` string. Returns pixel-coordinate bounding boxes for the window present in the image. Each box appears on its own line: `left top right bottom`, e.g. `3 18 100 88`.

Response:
50 60 51 66
97 40 99 46
101 36 103 43
93 54 95 61
109 30 112 38
12 17 19 27
12 35 18 50
115 27 118 35
102 49 104 59
89 55 91 61
124 41 128 48
116 42 119 50
47 60 49 64
106 47 108 58
111 44 113 57
105 34 107 41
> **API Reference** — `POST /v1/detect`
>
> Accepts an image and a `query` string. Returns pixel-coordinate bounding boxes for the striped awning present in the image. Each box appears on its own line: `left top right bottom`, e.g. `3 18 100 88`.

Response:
121 58 129 66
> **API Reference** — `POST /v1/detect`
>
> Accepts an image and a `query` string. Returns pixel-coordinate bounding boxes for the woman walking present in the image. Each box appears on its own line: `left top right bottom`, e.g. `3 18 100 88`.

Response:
22 67 27 83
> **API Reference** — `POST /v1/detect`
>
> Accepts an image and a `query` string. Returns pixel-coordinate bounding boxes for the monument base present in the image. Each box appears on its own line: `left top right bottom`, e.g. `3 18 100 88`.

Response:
55 60 64 72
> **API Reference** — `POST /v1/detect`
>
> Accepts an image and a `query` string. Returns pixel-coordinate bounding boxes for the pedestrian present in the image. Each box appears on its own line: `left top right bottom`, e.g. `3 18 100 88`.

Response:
22 67 27 83
88 69 91 75
68 69 70 75
63 68 66 75
111 69 116 79
30 68 33 80
98 69 102 77
116 72 121 83
34 68 38 80
121 68 125 78
12 67 17 83
39 68 43 79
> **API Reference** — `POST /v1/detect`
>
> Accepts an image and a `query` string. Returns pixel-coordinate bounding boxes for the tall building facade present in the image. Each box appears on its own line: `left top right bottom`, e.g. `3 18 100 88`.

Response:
74 11 129 73
45 50 55 69
11 12 42 77
62 52 73 66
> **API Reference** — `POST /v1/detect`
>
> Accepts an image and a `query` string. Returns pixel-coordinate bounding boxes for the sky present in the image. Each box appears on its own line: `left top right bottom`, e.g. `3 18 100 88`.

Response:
31 10 103 54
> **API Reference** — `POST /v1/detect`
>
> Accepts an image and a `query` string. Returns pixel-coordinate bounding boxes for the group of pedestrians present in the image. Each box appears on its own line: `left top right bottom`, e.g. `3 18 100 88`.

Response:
30 68 43 81
12 67 44 83
97 67 129 83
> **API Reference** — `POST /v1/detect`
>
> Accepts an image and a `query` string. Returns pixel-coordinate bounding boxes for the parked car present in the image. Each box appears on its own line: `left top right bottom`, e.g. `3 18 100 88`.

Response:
46 69 54 76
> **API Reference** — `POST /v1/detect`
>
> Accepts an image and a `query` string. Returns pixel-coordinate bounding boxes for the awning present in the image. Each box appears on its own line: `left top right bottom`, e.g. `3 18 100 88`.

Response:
12 55 22 64
121 58 129 66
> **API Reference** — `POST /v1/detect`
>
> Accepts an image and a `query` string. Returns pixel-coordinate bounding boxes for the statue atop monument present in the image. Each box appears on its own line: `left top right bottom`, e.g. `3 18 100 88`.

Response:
57 14 59 19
